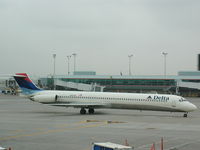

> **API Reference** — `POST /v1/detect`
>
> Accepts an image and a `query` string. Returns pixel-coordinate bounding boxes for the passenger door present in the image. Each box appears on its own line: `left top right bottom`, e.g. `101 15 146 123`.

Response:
171 99 176 107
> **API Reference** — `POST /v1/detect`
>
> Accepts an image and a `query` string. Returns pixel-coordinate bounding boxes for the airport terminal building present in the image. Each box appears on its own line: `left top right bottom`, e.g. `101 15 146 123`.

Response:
39 71 200 97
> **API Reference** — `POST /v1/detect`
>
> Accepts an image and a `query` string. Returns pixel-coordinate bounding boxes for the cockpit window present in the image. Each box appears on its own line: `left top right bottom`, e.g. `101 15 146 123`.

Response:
179 98 187 102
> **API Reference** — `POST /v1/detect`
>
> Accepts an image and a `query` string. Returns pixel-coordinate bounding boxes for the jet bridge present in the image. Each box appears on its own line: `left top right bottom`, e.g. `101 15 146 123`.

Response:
178 81 200 90
55 79 105 92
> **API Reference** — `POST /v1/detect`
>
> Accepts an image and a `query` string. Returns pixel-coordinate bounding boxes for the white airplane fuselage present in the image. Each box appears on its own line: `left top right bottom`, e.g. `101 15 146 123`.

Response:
29 90 197 113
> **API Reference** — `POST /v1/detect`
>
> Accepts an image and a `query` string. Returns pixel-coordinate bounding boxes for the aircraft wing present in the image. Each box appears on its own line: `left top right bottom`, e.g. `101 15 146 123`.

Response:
48 102 110 108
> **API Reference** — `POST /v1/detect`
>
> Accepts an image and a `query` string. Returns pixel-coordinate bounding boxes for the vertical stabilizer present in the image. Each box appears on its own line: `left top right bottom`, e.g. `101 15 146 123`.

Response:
14 73 41 95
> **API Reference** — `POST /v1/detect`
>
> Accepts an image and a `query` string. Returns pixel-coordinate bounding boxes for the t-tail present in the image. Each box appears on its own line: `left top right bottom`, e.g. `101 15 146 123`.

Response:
14 73 42 95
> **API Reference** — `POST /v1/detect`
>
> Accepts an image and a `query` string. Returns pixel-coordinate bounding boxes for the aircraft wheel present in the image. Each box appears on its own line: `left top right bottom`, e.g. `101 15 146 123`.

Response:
80 108 86 114
183 113 188 118
88 108 95 114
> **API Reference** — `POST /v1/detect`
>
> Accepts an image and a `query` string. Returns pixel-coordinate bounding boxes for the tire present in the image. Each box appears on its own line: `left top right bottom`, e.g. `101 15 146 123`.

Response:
80 108 86 114
88 108 95 114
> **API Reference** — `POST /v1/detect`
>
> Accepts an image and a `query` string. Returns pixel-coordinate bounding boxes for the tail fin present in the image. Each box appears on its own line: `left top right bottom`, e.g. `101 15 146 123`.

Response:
14 73 42 95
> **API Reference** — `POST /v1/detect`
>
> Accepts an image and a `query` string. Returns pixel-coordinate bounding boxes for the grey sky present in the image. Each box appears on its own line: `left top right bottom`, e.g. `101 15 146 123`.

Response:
0 0 200 76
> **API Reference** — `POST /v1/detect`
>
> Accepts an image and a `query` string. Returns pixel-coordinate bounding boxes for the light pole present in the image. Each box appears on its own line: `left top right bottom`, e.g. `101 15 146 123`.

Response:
128 54 133 76
67 55 71 75
162 52 168 78
53 54 56 90
72 53 77 74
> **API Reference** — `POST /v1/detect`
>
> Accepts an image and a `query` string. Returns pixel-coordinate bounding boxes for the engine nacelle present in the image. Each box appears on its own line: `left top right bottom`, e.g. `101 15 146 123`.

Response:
31 94 58 103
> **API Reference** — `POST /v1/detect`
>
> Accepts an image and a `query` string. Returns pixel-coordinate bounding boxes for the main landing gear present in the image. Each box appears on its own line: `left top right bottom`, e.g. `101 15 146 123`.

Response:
80 108 95 114
80 108 86 114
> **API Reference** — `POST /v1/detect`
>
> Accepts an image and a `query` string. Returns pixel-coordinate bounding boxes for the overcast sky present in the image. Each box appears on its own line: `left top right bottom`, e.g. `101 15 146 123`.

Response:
0 0 200 76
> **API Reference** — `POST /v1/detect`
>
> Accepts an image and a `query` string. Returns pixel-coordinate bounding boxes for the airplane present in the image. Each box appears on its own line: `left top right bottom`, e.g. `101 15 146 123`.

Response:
13 73 197 117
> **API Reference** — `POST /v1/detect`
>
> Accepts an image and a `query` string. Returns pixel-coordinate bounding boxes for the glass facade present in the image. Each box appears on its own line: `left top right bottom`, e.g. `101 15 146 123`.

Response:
61 78 175 86
182 79 200 83
38 71 200 96
60 78 176 91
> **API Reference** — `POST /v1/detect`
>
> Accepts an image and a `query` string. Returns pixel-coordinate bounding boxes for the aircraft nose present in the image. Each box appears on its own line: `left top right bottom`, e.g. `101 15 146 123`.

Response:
189 103 198 111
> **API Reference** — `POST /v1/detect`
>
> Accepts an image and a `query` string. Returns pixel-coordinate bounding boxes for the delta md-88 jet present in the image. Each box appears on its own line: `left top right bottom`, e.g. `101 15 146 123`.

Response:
14 73 197 117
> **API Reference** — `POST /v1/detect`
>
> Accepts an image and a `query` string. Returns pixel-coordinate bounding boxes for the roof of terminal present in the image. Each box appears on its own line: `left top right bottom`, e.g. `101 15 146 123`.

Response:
53 75 200 80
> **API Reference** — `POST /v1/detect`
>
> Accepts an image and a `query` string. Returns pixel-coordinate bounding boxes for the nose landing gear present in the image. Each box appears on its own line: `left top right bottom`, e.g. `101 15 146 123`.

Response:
183 113 188 118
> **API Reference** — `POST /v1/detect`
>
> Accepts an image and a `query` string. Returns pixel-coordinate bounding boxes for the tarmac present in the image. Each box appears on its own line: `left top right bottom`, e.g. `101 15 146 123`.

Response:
0 95 200 150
